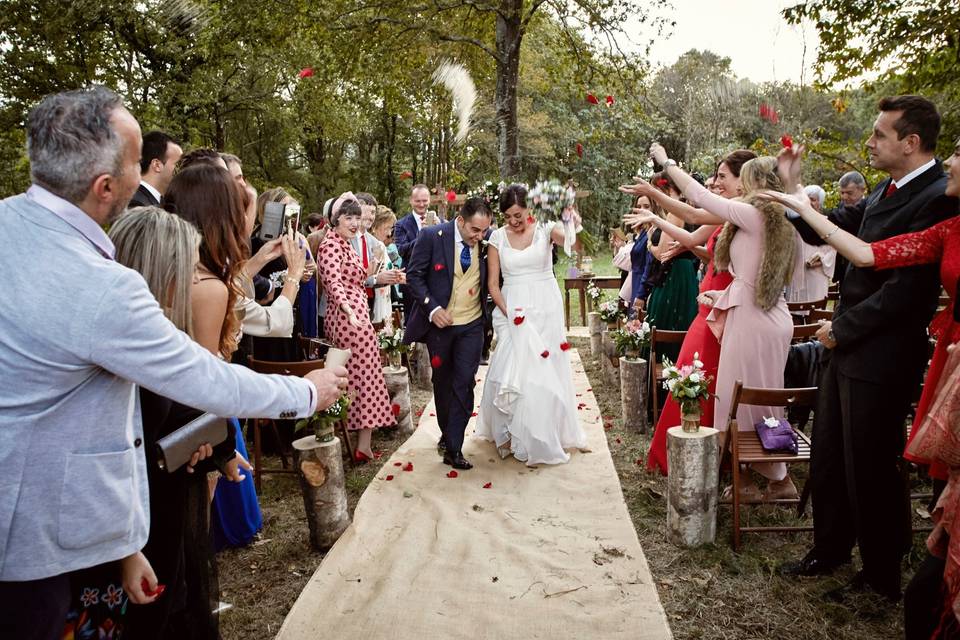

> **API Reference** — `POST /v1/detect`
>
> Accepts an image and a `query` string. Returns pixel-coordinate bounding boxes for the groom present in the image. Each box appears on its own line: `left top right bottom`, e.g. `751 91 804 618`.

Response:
404 197 493 470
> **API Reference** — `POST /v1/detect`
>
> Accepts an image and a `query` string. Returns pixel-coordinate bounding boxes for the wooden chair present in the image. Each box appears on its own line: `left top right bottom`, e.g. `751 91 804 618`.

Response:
787 298 827 323
247 357 354 493
791 323 821 343
649 328 687 425
721 381 818 550
808 308 833 324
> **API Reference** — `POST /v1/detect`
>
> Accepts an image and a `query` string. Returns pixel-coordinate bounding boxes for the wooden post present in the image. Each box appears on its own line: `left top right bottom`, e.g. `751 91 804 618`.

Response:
293 435 351 550
619 357 648 432
383 366 414 436
600 330 620 387
588 312 603 358
666 426 719 547
408 343 433 390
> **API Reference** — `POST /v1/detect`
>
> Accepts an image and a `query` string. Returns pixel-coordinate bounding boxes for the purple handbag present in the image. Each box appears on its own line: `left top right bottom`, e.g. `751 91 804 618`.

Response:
754 416 798 455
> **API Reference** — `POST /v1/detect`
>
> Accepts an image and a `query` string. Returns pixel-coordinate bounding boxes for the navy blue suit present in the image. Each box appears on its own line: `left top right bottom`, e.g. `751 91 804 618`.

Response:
394 212 421 323
404 221 489 455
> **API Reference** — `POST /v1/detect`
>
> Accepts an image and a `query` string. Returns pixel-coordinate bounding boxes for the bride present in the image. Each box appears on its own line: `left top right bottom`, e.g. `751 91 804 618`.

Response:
476 184 588 465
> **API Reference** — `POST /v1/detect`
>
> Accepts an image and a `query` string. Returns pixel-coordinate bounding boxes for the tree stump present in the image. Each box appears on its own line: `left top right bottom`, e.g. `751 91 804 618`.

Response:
600 330 620 387
619 357 648 432
587 312 603 358
293 435 351 550
666 426 719 547
383 366 414 436
408 343 433 390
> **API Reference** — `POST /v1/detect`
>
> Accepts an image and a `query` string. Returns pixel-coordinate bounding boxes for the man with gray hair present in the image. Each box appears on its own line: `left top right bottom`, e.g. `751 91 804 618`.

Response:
838 170 868 207
0 86 348 638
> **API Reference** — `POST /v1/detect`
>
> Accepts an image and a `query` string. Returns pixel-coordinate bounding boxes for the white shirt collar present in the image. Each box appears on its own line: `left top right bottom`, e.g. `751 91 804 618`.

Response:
894 158 936 189
26 185 115 259
413 211 424 231
139 180 162 203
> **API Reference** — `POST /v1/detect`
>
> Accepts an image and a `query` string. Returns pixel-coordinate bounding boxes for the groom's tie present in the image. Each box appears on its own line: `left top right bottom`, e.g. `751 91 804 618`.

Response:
459 243 471 273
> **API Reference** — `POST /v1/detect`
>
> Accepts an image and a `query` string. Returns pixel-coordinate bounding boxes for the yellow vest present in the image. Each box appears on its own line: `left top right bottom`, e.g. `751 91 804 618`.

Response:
447 243 481 326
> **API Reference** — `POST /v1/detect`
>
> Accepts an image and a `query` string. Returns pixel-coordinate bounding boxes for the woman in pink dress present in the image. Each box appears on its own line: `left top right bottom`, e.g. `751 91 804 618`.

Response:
621 150 756 476
316 193 396 461
649 144 798 500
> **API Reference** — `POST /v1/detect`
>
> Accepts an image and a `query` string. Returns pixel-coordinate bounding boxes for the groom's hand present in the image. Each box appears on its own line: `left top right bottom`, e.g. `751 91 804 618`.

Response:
431 308 454 328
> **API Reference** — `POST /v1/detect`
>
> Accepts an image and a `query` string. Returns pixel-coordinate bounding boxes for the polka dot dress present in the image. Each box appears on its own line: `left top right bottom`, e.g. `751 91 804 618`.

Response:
317 232 396 432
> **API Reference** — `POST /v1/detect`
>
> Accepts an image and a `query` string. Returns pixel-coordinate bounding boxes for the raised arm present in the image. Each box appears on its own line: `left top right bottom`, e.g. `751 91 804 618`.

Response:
619 177 724 226
625 209 717 252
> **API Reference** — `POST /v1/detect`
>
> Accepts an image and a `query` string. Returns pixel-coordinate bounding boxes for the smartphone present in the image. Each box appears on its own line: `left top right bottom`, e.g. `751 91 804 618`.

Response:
285 204 301 239
259 202 287 242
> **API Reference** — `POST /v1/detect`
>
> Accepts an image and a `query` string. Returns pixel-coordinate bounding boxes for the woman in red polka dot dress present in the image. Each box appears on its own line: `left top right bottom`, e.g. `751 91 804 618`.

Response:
317 193 396 460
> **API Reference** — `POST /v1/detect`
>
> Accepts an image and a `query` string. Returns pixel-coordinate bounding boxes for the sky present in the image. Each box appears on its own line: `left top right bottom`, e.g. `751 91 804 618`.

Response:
624 0 822 84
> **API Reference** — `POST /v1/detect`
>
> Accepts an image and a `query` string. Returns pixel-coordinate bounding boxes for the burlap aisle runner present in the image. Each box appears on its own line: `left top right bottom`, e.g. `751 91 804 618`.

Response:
277 349 672 639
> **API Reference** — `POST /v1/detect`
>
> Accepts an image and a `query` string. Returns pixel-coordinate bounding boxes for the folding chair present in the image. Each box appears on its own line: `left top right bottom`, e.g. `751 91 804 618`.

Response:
787 298 827 324
791 323 821 343
648 328 687 425
721 381 817 550
247 357 355 493
808 308 833 324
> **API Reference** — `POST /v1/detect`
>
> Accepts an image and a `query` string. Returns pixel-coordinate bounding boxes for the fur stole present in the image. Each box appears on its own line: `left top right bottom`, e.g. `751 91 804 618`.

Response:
713 197 796 311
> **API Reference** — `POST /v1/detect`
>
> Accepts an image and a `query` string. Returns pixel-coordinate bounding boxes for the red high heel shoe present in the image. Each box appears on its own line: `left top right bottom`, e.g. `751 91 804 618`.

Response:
354 451 372 464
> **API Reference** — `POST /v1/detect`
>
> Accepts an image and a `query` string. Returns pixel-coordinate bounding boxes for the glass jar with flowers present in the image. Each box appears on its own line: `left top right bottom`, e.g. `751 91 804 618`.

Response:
661 354 713 432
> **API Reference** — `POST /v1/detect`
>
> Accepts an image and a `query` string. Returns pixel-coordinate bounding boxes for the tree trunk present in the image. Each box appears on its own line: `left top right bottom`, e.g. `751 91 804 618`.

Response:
620 357 648 432
666 426 719 547
588 312 603 358
408 343 433 390
383 366 415 437
293 435 351 550
494 4 522 179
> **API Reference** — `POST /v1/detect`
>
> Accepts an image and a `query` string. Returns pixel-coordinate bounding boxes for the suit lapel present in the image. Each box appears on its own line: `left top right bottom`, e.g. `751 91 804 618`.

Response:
864 161 944 221
444 222 455 288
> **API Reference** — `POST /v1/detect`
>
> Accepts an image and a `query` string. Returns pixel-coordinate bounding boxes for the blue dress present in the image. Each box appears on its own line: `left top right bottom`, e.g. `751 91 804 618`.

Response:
210 418 262 550
630 229 653 311
299 252 319 338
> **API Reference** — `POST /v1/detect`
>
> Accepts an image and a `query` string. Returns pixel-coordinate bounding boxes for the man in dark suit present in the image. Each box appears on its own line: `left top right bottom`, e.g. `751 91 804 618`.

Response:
781 96 957 601
403 198 493 470
129 131 182 208
395 184 433 324
826 171 869 287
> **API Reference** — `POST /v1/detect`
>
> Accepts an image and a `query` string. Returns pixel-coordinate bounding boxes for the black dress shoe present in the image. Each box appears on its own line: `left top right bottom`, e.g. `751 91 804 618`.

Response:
779 549 850 577
824 571 900 603
437 439 447 455
443 452 473 470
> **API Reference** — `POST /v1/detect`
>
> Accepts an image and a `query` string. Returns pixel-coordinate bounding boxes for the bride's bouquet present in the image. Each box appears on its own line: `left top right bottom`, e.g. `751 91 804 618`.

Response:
527 178 579 256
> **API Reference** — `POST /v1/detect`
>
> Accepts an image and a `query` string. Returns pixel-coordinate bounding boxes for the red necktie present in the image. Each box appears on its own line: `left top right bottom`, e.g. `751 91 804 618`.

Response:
885 181 898 198
361 235 373 298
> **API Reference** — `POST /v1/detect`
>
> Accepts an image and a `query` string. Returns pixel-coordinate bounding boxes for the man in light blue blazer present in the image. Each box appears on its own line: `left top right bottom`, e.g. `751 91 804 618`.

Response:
0 86 349 639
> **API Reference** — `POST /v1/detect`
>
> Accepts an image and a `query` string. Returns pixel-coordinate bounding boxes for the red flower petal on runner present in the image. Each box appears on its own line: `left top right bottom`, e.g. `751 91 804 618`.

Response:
513 315 524 325
587 388 592 391
605 95 614 107
431 355 442 368
560 342 571 351
586 93 599 105
780 134 793 149
446 470 458 478
391 403 401 416
471 411 477 417
434 263 445 271
575 142 583 158
403 462 414 472
394 462 402 467
445 190 457 203
540 350 549 358
415 409 423 417
385 475 394 481
298 67 314 79
483 482 492 489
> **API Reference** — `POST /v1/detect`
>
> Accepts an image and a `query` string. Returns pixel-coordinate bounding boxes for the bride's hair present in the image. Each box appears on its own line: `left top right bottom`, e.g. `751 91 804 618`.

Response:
499 183 528 213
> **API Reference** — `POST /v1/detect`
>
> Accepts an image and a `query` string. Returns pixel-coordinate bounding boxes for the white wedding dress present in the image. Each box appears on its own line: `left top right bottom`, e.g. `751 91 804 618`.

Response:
476 222 587 465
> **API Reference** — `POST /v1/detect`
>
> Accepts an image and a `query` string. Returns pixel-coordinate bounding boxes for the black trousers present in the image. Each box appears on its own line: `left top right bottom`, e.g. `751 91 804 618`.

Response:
424 318 484 455
810 356 915 593
0 573 71 640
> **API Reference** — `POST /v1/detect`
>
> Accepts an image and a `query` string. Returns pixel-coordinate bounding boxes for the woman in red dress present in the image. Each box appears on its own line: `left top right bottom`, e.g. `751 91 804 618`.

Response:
316 193 396 461
622 150 756 476
762 140 959 639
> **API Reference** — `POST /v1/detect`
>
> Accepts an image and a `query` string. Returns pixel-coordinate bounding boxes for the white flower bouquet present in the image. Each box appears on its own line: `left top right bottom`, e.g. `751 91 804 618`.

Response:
526 179 576 222
661 353 713 428
612 319 651 357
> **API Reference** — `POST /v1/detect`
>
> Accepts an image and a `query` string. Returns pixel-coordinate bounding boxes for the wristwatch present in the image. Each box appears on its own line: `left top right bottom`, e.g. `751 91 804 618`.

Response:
662 159 678 169
827 329 836 343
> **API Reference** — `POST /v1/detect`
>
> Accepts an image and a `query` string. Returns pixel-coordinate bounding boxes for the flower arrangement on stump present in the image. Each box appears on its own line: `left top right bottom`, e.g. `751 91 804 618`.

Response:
378 327 409 371
586 281 603 311
661 354 713 433
295 394 352 442
598 299 623 330
612 319 651 360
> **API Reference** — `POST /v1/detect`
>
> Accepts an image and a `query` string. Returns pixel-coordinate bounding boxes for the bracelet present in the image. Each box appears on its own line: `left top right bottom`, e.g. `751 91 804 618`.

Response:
284 276 300 286
821 226 840 241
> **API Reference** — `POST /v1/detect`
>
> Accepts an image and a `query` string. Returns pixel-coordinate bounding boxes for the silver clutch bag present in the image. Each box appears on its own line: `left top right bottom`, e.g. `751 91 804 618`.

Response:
155 413 229 473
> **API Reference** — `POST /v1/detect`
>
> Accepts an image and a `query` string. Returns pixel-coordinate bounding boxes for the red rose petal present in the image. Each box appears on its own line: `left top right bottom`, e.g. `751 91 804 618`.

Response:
385 475 394 481
446 470 458 478
513 315 524 325
429 412 435 417
415 410 423 417
483 482 492 489
575 142 583 158
434 263 445 271
373 451 383 459
527 215 535 224
560 342 571 351
391 403 401 416
587 388 592 391
445 189 457 203
540 350 549 358
399 170 413 180
780 134 793 149
586 93 599 105
471 411 477 417
605 95 614 107
615 437 622 443
403 462 414 472
431 355 442 368
298 67 314 79
394 462 402 467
